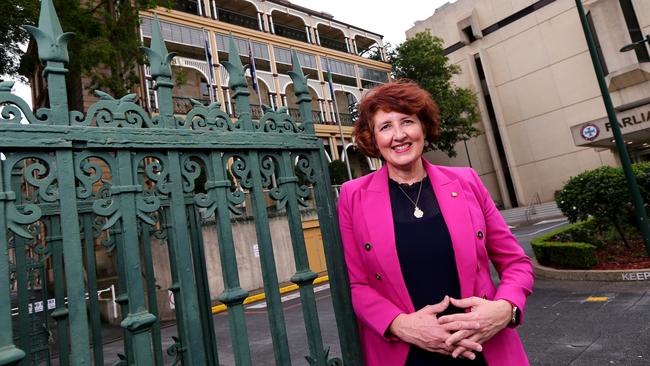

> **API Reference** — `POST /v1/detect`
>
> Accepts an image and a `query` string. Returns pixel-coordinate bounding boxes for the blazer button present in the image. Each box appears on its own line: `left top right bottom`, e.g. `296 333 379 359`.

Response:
477 230 484 239
364 243 372 251
375 273 382 281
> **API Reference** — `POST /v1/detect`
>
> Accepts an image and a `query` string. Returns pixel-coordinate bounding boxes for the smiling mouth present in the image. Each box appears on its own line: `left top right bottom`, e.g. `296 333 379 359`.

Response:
392 143 412 152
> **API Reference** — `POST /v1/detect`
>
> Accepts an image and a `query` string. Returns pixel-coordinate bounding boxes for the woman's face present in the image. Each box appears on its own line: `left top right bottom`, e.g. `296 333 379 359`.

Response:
372 109 425 172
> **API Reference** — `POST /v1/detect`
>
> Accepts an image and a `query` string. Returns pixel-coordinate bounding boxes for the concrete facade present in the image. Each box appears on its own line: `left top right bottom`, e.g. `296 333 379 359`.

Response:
408 0 650 208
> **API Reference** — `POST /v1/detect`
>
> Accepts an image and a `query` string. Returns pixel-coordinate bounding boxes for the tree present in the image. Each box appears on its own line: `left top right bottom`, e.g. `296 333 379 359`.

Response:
18 0 166 108
0 0 39 77
389 32 481 157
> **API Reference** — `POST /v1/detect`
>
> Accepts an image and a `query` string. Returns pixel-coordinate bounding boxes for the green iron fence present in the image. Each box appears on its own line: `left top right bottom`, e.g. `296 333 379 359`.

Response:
0 1 363 365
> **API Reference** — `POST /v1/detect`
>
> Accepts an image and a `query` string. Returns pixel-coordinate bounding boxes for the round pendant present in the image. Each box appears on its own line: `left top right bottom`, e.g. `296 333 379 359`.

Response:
413 207 424 218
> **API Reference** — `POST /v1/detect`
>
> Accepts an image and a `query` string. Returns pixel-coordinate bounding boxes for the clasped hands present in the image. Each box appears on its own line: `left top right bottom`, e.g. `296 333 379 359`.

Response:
388 295 512 360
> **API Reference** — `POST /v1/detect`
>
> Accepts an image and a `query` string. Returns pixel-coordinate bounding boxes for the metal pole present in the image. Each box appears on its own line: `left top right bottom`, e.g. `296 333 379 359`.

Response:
463 139 472 168
331 94 353 180
575 0 650 255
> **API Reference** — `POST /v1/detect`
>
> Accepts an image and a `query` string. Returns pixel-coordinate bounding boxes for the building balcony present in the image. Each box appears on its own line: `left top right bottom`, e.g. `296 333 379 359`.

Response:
217 7 259 31
320 37 348 53
274 24 308 43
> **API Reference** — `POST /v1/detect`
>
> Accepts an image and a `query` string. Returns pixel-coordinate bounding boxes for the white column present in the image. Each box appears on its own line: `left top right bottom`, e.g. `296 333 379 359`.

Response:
269 93 275 109
318 100 325 123
145 79 152 110
314 28 321 45
211 0 217 20
257 13 264 31
154 85 159 110
269 14 276 34
305 26 312 43
197 0 203 16
352 38 359 54
344 38 351 53
226 89 233 115
282 94 288 107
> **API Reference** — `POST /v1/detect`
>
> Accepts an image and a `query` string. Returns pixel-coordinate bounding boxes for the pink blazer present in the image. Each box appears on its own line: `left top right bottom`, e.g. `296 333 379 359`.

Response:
337 160 534 366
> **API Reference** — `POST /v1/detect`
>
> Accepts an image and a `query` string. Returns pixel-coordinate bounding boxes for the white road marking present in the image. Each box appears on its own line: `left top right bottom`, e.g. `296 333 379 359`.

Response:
534 218 568 226
520 220 569 237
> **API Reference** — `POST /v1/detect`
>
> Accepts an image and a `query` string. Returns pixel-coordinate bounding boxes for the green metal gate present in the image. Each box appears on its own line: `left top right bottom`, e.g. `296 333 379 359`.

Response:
0 0 363 365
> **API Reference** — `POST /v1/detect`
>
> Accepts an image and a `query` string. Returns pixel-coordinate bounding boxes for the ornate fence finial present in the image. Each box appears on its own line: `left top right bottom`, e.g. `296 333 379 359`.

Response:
221 35 247 91
141 15 176 126
141 15 176 80
22 0 73 64
221 35 253 130
288 50 314 134
23 0 72 125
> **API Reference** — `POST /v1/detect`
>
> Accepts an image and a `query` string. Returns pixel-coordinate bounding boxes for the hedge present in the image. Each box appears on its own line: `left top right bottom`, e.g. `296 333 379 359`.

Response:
531 221 598 269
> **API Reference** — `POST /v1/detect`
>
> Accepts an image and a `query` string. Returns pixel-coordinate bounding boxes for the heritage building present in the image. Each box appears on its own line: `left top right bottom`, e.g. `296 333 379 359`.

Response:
29 0 391 177
409 0 649 208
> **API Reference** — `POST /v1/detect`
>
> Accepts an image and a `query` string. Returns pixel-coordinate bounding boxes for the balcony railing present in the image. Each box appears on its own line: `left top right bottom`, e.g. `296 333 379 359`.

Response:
173 96 210 114
249 104 265 120
320 37 348 53
336 112 354 126
286 108 323 124
217 8 259 31
274 24 308 43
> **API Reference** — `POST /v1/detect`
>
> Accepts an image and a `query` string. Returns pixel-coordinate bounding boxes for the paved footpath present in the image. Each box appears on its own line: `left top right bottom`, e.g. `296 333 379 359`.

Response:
520 279 649 366
97 220 650 365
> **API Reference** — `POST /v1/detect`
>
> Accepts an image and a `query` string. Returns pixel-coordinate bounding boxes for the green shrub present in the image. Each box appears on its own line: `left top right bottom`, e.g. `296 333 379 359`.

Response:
554 163 650 247
531 221 598 269
554 219 605 248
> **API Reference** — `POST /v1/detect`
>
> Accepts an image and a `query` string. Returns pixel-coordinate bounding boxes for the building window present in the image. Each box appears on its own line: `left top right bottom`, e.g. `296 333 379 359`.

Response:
324 58 356 77
456 10 482 45
586 12 609 76
358 67 389 83
474 53 519 207
200 78 209 98
215 34 270 60
273 47 317 69
359 67 388 89
619 0 650 63
141 17 204 48
462 26 477 43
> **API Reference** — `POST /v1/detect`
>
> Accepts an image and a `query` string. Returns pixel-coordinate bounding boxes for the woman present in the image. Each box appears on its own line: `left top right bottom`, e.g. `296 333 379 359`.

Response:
337 82 533 366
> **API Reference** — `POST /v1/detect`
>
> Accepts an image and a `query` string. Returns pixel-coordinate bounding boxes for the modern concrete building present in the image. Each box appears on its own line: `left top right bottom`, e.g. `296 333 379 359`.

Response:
408 0 649 208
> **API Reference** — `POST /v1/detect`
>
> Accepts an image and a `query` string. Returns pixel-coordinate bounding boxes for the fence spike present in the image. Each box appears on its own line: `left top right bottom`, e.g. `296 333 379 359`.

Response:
22 0 73 64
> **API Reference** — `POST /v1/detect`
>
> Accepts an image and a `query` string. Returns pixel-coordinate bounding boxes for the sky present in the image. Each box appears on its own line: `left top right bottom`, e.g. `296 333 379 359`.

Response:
290 0 453 45
7 0 455 107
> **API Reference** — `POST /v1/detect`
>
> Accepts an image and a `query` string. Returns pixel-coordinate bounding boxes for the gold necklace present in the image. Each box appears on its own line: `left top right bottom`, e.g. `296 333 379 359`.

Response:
397 179 424 218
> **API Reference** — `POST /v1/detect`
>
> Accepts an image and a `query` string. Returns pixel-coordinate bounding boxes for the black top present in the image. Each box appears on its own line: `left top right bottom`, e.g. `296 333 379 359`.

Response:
389 177 487 366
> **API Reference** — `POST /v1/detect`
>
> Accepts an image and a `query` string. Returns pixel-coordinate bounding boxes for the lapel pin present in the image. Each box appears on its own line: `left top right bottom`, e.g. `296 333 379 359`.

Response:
451 192 458 197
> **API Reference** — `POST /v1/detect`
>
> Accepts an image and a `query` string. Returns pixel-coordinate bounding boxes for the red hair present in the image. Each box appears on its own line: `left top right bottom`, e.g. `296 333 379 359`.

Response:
353 81 440 158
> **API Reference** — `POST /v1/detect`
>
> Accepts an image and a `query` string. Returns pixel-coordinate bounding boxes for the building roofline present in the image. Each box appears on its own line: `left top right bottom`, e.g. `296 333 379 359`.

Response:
266 0 385 39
